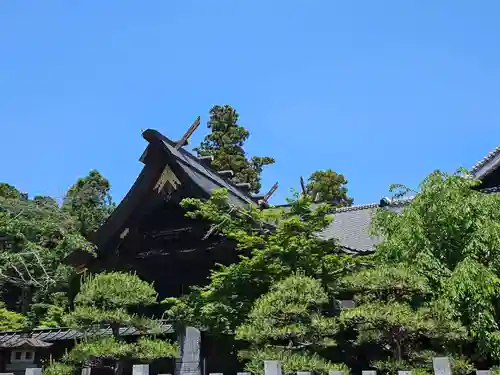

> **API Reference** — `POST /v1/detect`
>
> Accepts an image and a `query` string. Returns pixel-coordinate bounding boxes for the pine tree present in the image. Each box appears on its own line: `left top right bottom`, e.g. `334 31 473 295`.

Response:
64 272 178 373
340 264 467 373
236 275 346 375
195 105 275 194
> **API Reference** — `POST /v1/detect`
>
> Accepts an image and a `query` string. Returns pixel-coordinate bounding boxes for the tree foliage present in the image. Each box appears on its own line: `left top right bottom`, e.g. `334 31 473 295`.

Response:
43 361 74 375
237 275 341 373
163 189 365 372
164 189 360 334
372 170 500 361
195 105 275 193
63 170 115 239
305 169 353 207
64 272 178 370
0 182 93 321
0 301 26 331
341 264 467 369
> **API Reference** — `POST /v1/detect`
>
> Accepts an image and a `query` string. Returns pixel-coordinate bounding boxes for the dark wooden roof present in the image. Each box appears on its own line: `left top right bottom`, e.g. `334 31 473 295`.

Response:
91 129 260 254
144 130 257 208
470 145 500 190
470 146 500 179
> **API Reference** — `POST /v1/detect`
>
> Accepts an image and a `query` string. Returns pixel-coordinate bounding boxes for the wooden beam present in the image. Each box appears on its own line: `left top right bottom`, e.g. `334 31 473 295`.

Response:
300 176 307 196
175 116 201 150
262 182 278 203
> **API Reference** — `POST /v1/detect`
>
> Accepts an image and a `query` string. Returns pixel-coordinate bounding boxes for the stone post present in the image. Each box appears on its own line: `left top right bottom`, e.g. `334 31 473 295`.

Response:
433 357 452 375
133 365 149 375
264 361 282 375
175 326 201 375
25 369 42 375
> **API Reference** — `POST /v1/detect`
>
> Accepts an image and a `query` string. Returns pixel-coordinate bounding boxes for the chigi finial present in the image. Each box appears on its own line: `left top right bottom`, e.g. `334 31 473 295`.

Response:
175 116 201 150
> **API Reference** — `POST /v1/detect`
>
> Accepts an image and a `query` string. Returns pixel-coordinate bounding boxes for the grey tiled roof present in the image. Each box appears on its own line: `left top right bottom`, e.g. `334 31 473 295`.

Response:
272 198 412 253
0 322 173 347
0 338 53 348
318 199 411 253
470 146 500 178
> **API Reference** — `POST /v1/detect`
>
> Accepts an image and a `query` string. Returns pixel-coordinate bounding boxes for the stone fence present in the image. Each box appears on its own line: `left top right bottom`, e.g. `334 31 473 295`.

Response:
22 356 498 375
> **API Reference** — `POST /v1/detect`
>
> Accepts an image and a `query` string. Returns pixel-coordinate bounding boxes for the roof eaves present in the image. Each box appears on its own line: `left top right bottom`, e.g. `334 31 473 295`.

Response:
470 146 500 178
0 322 174 342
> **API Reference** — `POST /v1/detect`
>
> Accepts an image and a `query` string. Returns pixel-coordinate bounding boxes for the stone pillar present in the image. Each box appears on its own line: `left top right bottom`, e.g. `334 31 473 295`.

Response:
433 357 452 375
25 369 42 375
175 326 201 375
133 365 149 375
264 361 282 375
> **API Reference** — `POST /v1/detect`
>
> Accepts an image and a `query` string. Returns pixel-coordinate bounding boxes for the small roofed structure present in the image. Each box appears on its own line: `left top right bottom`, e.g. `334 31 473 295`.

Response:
0 336 52 375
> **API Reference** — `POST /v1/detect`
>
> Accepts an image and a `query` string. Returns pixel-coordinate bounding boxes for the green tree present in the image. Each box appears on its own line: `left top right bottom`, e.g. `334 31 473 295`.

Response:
0 301 26 331
195 105 275 194
340 264 467 372
63 170 115 239
305 169 353 206
64 272 178 373
371 169 500 362
236 275 345 374
0 183 27 200
164 189 359 334
0 184 93 319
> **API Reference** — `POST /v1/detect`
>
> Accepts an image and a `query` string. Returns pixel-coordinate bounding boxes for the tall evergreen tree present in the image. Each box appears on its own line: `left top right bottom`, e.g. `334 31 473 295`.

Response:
195 105 275 194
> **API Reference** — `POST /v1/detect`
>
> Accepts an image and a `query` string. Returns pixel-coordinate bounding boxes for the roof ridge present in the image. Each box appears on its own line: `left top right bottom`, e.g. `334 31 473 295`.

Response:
271 197 414 212
331 203 379 213
331 197 414 213
470 146 500 174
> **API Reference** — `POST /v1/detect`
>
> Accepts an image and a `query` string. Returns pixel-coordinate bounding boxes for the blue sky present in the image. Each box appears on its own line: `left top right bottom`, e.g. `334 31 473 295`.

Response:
1 2 499 205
